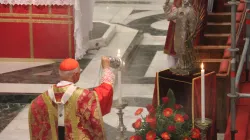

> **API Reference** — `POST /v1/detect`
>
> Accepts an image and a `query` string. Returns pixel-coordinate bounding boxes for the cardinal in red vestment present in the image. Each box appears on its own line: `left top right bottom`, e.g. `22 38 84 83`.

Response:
28 57 114 140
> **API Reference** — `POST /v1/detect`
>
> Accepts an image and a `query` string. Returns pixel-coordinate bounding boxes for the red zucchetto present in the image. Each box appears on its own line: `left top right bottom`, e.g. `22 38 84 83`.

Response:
59 58 79 71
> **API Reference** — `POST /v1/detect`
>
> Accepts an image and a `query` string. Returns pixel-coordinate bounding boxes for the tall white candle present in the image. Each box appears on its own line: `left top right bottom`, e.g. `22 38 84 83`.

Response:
117 49 122 105
201 63 205 123
118 71 122 105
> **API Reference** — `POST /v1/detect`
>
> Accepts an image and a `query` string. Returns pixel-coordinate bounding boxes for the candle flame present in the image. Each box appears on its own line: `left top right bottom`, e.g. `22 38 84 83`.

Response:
201 63 204 70
117 49 121 57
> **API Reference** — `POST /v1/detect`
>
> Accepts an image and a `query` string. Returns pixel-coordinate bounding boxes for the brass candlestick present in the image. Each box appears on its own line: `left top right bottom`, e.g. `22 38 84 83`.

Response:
114 101 128 140
195 118 212 140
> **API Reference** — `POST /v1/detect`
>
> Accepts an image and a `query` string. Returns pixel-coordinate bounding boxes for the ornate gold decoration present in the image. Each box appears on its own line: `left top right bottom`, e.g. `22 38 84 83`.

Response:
42 93 58 140
93 91 107 140
68 89 82 139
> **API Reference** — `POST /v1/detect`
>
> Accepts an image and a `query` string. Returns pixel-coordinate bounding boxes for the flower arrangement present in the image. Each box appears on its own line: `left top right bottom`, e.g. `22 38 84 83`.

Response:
130 89 200 140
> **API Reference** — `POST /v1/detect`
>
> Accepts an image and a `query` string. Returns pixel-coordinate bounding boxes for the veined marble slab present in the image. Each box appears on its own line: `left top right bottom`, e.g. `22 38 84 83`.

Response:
141 33 166 45
150 20 169 31
0 106 29 140
110 7 134 24
94 6 121 22
0 61 54 75
76 25 138 88
144 51 176 77
123 10 164 25
0 83 52 94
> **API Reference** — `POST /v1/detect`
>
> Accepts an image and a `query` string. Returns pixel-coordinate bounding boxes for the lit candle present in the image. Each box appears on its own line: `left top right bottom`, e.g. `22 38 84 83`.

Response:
201 63 205 123
117 49 121 58
118 71 122 105
117 49 122 105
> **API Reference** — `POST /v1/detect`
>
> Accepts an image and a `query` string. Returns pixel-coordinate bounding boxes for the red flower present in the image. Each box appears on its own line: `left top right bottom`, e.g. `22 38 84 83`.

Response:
183 137 192 140
161 132 171 140
146 131 156 140
191 128 200 139
167 125 176 132
183 114 189 120
174 114 184 123
175 104 182 110
162 97 169 104
135 108 143 116
130 135 142 140
146 104 156 114
163 108 173 117
146 115 156 129
132 118 142 129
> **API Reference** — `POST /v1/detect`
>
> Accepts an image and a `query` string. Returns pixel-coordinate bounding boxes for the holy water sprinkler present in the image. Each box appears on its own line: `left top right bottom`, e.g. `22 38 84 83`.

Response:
108 56 125 69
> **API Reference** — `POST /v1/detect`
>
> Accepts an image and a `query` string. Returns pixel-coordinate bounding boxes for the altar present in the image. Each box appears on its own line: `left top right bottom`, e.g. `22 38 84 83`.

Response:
0 0 94 59
152 69 217 139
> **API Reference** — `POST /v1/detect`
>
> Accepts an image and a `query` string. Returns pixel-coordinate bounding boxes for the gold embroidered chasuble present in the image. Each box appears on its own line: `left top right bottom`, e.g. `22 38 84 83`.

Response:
28 84 110 140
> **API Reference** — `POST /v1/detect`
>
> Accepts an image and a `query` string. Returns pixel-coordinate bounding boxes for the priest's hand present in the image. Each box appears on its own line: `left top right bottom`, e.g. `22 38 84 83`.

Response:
101 56 110 69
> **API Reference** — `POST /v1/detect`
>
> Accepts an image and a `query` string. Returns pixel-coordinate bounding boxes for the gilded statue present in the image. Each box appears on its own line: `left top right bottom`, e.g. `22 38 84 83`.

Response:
163 0 198 75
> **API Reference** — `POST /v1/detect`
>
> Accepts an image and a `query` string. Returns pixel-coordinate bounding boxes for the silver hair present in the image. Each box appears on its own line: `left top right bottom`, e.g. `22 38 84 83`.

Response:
59 67 80 79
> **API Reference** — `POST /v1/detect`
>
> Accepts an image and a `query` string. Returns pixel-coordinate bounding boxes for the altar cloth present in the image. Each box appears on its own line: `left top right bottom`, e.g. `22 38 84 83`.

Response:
0 0 94 59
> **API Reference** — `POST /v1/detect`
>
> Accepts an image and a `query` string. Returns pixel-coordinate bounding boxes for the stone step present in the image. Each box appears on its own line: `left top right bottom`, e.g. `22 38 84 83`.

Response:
205 22 239 34
207 12 231 23
196 45 229 50
196 45 229 59
203 34 230 45
207 12 243 23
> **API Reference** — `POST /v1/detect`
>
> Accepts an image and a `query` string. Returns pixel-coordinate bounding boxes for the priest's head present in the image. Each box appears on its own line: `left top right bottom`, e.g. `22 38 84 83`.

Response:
59 58 81 83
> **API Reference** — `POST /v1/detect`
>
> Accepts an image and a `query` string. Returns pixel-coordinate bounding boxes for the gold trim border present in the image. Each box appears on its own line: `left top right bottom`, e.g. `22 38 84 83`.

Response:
0 13 72 18
29 6 34 58
0 58 61 62
9 5 13 13
156 72 160 106
48 6 52 15
0 18 72 24
159 76 192 85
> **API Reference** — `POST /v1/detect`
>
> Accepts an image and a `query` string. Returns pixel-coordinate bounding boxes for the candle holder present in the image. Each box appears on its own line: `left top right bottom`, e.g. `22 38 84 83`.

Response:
114 101 128 140
195 118 212 140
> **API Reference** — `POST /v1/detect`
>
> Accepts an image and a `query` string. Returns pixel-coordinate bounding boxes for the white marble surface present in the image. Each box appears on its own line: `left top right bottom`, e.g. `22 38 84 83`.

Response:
123 10 164 25
141 33 166 45
110 7 134 24
0 106 29 140
144 51 176 77
0 61 54 74
150 20 169 31
94 6 121 22
0 83 52 93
